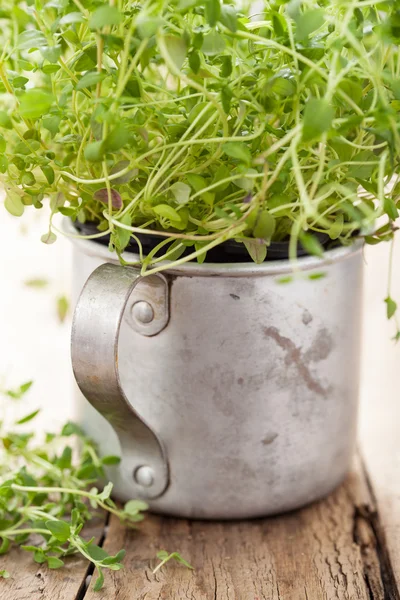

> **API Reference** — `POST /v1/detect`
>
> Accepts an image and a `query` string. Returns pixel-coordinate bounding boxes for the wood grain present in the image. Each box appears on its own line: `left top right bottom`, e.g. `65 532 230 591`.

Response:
83 458 392 600
0 516 106 600
360 234 400 597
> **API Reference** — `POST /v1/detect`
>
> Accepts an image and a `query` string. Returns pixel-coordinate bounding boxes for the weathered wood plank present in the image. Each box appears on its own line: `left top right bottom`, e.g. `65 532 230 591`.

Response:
360 240 400 596
0 516 106 600
84 458 391 600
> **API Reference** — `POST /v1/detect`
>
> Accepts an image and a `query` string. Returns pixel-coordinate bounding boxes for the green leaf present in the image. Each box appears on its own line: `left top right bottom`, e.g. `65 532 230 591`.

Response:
41 166 55 185
295 9 325 41
299 232 324 257
0 538 10 555
57 446 72 469
124 499 149 516
221 86 233 114
153 204 182 222
309 272 326 281
253 211 276 241
5 193 24 217
47 557 64 569
115 212 132 251
136 14 164 38
0 111 12 129
302 98 334 143
243 239 267 264
61 422 85 437
105 125 131 152
385 296 397 319
153 551 194 573
220 4 237 32
41 231 57 244
16 409 40 425
45 520 71 542
101 455 121 466
89 6 122 30
19 90 54 120
13 76 29 89
163 35 187 70
0 570 10 579
85 543 109 562
84 141 105 162
328 214 344 240
384 196 399 220
220 55 232 78
205 0 220 27
222 142 251 165
57 295 69 323
6 381 33 400
60 12 85 25
42 64 61 74
270 76 296 97
102 549 126 565
76 71 106 91
110 161 138 184
170 182 191 205
93 569 104 591
189 51 200 74
43 116 61 137
98 482 113 501
201 31 225 56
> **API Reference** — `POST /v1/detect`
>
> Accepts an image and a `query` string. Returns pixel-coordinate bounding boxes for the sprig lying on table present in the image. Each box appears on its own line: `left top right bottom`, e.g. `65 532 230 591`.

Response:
0 382 191 590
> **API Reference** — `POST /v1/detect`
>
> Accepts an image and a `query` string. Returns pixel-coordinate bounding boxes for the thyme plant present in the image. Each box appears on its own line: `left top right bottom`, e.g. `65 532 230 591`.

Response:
0 383 191 590
0 0 399 278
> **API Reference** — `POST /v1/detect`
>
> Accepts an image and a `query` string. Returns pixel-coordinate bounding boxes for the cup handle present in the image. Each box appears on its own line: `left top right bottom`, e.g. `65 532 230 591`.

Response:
71 263 169 499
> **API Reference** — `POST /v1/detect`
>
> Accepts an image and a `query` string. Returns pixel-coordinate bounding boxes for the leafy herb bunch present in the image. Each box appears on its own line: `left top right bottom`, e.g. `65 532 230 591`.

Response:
0 0 400 273
0 381 148 591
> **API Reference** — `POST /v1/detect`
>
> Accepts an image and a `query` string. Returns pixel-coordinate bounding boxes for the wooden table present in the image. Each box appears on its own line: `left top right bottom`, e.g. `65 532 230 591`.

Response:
1 394 399 600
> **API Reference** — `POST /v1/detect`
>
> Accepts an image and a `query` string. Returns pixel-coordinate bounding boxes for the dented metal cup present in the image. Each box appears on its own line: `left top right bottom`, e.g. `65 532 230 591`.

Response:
69 221 363 519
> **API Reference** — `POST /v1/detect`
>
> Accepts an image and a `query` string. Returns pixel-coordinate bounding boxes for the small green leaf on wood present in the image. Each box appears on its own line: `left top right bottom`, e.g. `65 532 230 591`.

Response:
0 570 10 579
45 519 71 542
153 551 194 574
93 569 104 591
47 557 65 569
